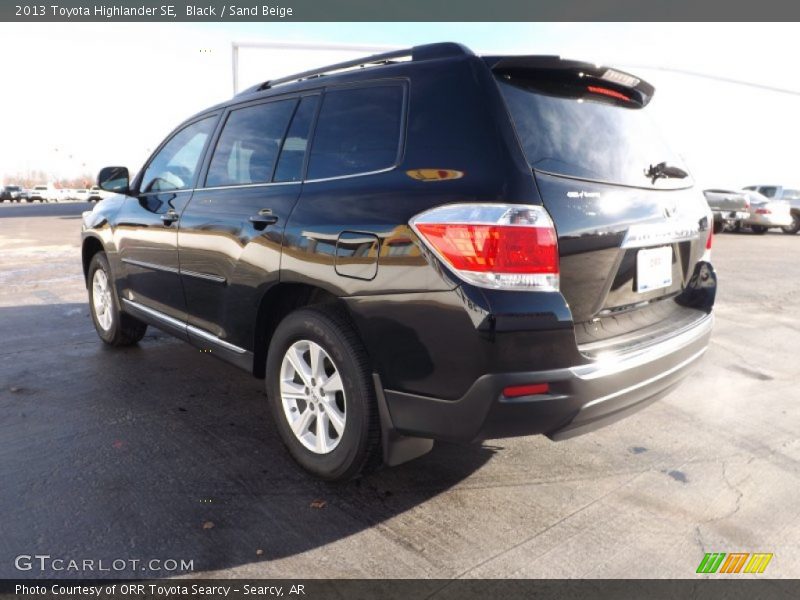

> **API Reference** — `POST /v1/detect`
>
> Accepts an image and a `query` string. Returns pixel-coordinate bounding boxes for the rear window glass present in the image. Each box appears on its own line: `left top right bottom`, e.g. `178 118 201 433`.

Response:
781 189 800 200
307 85 403 180
497 77 690 189
759 187 779 198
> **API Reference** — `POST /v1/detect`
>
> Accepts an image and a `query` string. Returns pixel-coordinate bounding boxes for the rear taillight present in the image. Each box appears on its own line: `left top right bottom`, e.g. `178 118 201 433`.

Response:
755 208 771 215
410 203 559 291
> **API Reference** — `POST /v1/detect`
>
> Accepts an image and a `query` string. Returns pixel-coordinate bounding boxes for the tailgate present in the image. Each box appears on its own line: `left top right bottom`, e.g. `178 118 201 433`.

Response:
536 172 710 328
492 58 713 346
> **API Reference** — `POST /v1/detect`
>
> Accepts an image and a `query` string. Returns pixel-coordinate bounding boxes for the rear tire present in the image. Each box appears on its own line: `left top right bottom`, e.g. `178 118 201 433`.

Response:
713 220 723 234
88 252 147 346
781 213 800 235
751 225 768 234
265 305 381 481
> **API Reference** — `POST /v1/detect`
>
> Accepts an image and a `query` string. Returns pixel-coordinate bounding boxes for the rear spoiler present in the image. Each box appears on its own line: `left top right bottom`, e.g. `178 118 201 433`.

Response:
483 55 655 108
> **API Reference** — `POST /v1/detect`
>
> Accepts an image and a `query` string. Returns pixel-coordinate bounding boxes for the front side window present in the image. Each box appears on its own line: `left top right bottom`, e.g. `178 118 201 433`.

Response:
205 99 296 188
307 85 404 180
140 116 216 193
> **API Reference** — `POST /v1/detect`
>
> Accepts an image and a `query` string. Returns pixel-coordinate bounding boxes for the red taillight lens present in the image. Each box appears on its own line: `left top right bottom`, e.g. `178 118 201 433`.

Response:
587 85 631 102
410 204 560 291
413 224 558 274
755 208 771 215
706 227 713 250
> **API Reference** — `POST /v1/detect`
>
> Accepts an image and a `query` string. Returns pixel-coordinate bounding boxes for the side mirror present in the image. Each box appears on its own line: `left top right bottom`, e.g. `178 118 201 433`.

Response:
97 166 130 194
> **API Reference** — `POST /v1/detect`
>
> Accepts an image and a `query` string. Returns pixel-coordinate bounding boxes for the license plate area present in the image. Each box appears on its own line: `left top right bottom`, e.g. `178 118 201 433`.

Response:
636 246 672 293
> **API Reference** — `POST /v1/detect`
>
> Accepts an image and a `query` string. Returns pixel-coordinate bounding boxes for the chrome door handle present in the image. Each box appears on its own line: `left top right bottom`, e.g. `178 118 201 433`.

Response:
161 210 179 225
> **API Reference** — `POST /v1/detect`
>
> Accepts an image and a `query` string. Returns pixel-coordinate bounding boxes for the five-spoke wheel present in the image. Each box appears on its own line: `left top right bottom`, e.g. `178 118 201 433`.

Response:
266 305 381 481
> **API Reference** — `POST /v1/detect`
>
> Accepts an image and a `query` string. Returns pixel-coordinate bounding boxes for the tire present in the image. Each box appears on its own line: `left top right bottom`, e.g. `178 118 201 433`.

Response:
87 252 147 346
751 225 768 234
265 305 381 481
781 213 800 235
713 220 723 234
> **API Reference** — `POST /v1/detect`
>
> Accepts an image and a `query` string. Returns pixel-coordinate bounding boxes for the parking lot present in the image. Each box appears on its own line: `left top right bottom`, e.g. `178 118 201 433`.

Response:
1 200 799 579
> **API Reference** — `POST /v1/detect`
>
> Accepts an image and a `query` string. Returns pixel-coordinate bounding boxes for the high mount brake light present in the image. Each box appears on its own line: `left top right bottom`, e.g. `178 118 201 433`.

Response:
587 85 631 102
410 203 560 292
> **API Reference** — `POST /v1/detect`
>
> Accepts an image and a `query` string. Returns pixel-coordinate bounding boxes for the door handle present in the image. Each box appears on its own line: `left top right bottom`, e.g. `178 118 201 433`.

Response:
249 210 279 231
161 210 179 226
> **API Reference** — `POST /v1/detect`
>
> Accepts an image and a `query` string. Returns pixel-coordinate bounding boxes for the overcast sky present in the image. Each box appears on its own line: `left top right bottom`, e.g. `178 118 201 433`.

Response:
1 22 798 190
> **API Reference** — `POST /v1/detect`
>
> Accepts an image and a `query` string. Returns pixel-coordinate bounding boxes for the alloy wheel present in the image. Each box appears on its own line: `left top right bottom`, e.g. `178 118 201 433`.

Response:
279 339 347 454
91 268 113 331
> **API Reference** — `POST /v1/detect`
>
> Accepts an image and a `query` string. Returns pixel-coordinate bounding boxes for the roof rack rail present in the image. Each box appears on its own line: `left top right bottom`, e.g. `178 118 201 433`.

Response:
238 42 472 96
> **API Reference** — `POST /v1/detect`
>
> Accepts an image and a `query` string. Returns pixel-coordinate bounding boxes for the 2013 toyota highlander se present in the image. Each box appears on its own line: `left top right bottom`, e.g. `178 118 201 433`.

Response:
82 43 716 480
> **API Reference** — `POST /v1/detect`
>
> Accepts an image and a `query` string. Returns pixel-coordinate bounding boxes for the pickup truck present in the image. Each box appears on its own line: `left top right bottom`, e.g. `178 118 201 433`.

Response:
743 185 800 234
703 189 750 233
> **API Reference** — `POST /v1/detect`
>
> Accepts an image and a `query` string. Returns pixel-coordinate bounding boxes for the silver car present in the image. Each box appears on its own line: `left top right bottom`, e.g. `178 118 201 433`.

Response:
741 190 793 233
743 185 800 234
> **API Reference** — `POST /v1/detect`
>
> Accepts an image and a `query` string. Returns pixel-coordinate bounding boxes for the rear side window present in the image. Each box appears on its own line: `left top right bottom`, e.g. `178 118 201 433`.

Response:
307 85 404 180
206 99 295 187
273 96 318 183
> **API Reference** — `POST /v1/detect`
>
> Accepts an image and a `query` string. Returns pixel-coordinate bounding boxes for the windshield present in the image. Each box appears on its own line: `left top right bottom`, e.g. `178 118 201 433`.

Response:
497 77 691 189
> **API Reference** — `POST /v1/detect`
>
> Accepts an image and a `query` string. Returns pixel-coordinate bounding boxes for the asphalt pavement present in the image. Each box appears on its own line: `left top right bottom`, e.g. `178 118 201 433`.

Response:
1 201 799 579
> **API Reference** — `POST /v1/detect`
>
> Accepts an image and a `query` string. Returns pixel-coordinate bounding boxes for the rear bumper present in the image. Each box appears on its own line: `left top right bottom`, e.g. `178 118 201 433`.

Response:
745 214 793 228
381 312 713 443
712 209 749 222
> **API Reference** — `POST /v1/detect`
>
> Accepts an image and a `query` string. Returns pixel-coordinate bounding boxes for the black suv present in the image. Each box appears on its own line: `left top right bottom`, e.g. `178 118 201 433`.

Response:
82 43 716 480
0 185 24 202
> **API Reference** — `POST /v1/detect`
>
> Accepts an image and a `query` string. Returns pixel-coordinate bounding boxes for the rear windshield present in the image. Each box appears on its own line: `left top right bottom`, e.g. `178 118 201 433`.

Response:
496 77 691 190
7 186 20 191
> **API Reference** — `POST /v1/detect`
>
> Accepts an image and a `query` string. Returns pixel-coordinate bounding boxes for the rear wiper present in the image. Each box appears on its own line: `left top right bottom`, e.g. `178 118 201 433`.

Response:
645 162 688 184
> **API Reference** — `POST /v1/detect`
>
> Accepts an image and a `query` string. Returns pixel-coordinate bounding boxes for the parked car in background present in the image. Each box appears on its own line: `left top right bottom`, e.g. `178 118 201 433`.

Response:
0 185 24 202
28 185 53 202
741 190 793 233
703 189 750 233
82 43 716 480
86 185 108 202
743 185 800 234
74 189 90 202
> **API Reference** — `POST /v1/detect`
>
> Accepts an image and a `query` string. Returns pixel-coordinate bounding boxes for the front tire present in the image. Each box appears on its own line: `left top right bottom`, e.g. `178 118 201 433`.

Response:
265 305 381 481
88 252 147 346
